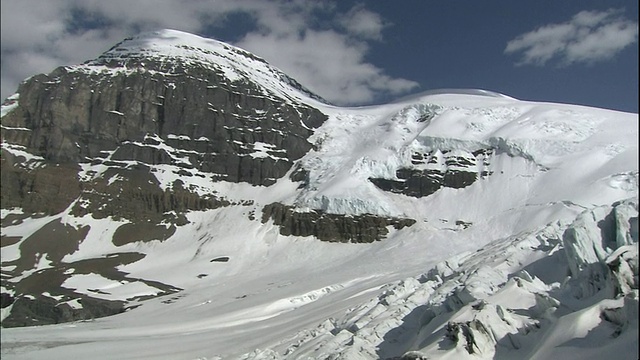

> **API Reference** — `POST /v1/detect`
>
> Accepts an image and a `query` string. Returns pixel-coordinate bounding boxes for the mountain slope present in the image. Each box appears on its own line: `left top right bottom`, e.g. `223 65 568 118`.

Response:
1 29 638 359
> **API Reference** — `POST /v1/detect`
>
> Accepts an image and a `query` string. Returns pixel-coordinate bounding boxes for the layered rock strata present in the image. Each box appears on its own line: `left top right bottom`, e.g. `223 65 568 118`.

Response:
369 149 492 198
262 202 416 243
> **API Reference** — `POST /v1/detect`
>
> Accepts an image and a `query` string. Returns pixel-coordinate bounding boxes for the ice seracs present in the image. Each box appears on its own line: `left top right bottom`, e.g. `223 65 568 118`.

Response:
240 200 638 359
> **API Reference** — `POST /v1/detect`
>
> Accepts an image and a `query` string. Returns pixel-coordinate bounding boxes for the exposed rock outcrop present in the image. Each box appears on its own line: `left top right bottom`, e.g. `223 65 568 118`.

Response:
2 295 127 328
1 251 180 328
0 152 81 215
369 149 493 198
261 203 416 243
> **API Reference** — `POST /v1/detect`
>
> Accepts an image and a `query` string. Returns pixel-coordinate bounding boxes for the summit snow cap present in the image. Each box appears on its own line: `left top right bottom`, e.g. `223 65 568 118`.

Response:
80 29 327 105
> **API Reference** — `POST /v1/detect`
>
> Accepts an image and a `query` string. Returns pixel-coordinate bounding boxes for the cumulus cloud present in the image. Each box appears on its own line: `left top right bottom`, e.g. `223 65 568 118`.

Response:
0 0 417 104
238 31 416 104
338 4 387 40
505 9 638 66
234 2 414 104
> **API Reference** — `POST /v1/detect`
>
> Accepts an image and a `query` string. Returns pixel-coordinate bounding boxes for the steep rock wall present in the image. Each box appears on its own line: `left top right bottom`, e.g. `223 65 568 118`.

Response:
262 202 416 243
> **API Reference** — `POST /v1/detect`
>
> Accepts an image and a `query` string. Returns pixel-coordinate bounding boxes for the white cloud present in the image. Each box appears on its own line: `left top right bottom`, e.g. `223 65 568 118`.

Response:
0 0 417 104
338 4 387 40
238 31 416 105
504 9 638 66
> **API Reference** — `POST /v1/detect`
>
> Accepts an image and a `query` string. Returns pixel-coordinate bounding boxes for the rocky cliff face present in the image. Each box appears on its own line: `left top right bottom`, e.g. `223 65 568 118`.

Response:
1 53 325 174
0 29 328 219
0 30 332 326
1 30 419 327
262 203 416 243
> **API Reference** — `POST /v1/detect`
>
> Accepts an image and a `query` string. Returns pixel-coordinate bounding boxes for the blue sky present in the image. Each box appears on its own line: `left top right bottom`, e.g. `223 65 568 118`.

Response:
356 0 639 112
1 0 638 112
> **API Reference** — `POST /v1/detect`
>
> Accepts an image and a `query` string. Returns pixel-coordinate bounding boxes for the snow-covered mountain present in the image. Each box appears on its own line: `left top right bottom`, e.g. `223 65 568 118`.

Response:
1 29 638 359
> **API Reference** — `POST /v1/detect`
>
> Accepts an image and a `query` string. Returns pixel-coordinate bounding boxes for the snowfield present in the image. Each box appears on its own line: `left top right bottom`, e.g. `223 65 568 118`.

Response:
0 30 638 360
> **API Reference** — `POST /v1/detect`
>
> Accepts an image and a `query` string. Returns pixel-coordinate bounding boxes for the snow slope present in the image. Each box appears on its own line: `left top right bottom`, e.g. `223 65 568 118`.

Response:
1 30 638 360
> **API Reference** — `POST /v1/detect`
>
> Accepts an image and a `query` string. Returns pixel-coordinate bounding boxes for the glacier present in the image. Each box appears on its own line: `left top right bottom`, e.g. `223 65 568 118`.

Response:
0 29 637 359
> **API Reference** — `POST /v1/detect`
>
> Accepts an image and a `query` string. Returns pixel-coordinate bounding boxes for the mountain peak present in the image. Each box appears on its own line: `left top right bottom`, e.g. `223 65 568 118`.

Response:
78 29 326 104
100 29 263 64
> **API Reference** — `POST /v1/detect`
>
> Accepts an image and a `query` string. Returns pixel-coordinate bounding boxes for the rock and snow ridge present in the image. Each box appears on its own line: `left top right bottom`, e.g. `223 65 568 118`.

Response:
78 29 327 106
0 29 638 359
